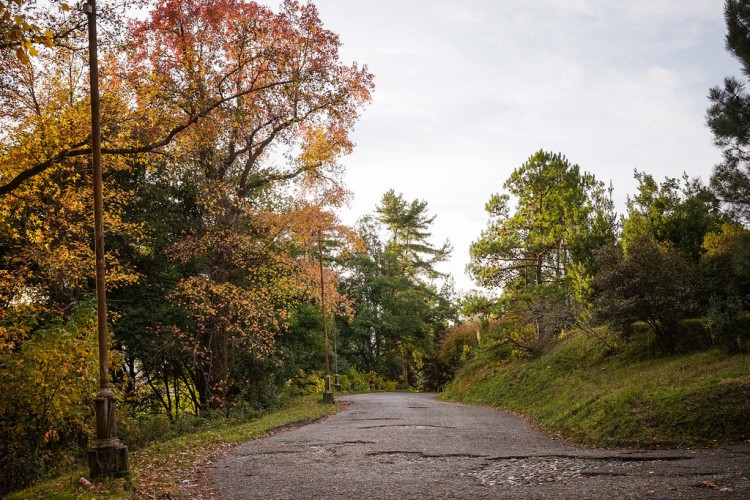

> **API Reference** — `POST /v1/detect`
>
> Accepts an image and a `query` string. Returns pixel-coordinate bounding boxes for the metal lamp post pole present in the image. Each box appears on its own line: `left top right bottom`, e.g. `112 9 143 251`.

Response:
84 0 128 478
318 231 334 403
333 312 341 391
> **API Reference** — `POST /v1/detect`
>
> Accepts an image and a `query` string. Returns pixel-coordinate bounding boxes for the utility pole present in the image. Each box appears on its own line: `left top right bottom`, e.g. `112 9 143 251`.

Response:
318 231 334 403
84 0 128 478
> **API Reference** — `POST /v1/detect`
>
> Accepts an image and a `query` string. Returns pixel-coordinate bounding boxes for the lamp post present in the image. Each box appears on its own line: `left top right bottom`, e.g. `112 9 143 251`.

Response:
84 0 128 478
333 312 341 391
318 231 334 404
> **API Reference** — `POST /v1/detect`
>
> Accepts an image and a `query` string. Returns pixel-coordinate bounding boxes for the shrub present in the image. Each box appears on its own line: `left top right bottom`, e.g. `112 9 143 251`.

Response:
707 296 750 353
677 318 713 352
279 371 325 399
437 322 479 368
339 367 370 392
0 303 98 496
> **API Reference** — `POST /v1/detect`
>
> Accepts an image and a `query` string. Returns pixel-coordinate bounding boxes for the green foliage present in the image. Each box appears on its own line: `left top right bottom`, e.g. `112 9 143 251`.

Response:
468 150 616 291
593 235 695 354
467 150 616 358
707 297 750 352
336 367 398 392
7 395 340 499
676 318 714 352
621 171 722 262
697 221 750 351
0 302 98 496
338 193 456 390
338 367 372 392
707 0 750 222
375 189 451 279
279 371 326 399
442 328 750 447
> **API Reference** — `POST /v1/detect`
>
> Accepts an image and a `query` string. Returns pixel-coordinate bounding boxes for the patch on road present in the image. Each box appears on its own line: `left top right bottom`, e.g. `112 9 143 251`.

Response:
467 456 693 486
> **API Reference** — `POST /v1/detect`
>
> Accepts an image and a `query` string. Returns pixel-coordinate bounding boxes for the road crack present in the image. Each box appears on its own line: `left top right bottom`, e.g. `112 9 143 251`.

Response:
357 424 456 430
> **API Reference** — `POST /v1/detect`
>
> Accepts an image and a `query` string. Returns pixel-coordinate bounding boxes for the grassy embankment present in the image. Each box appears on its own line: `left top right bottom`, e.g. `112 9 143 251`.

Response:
441 327 750 448
8 395 339 499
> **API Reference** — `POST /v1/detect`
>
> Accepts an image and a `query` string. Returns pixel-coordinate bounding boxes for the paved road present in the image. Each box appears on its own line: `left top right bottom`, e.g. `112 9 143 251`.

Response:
210 393 750 499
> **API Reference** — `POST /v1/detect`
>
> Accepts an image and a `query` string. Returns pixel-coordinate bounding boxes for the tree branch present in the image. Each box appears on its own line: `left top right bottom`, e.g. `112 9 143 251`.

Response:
0 79 294 197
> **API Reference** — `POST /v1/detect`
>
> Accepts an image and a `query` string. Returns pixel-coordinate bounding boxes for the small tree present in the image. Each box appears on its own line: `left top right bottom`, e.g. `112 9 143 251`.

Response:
700 222 750 351
593 235 695 354
621 171 722 263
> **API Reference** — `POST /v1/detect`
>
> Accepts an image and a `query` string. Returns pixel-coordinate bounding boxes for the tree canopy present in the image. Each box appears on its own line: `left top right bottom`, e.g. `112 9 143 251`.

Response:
706 0 750 222
468 150 616 292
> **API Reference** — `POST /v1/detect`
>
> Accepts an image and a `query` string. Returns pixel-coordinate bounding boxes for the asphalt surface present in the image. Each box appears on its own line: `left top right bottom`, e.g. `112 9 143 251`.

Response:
209 393 750 499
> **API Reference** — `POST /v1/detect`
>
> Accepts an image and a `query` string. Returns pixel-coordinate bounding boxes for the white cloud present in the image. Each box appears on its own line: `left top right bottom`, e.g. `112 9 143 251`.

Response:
258 0 738 292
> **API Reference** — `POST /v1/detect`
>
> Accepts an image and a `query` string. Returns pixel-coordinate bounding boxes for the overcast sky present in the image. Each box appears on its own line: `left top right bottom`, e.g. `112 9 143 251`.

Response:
265 0 741 293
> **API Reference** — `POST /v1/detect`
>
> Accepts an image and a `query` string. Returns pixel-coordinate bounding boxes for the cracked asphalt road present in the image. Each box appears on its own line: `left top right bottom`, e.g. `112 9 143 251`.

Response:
209 393 750 499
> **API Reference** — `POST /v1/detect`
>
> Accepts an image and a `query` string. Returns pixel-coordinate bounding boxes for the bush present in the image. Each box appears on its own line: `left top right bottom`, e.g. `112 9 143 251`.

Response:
118 413 173 450
339 367 370 392
0 303 99 496
594 236 695 354
707 296 750 353
437 322 479 367
279 371 325 399
677 318 713 352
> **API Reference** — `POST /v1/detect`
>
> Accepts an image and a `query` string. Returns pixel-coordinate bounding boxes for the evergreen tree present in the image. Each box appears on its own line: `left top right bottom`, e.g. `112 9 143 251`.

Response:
706 0 750 222
468 150 615 291
339 194 455 387
375 189 451 279
468 150 617 355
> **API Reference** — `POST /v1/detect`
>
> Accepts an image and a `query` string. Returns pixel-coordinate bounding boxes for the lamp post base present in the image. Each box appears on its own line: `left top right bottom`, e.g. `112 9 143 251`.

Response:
88 389 129 478
322 375 335 403
334 373 342 391
88 443 129 478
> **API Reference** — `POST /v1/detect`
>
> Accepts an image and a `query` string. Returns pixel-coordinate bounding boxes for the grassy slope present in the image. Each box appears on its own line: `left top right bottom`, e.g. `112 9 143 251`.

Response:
441 329 750 448
8 395 339 499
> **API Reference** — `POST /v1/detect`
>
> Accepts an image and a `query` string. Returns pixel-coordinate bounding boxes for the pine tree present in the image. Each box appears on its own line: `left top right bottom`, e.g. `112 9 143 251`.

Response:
706 0 750 222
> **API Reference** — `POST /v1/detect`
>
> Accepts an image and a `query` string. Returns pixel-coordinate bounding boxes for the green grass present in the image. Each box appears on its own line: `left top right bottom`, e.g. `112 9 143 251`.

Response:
441 328 750 448
7 395 339 499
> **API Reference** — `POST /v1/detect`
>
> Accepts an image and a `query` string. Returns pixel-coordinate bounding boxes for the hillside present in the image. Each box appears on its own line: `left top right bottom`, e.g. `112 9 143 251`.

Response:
441 328 750 448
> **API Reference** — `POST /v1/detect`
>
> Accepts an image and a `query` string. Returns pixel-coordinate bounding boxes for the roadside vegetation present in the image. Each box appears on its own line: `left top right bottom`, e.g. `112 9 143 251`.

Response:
7 395 340 499
438 0 750 450
2 0 750 497
0 1 452 496
441 324 750 448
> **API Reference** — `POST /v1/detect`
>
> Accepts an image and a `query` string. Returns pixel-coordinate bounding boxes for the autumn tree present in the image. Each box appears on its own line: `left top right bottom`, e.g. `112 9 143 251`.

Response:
0 26 144 318
102 0 372 410
0 4 151 486
0 0 81 63
0 0 373 484
0 0 372 197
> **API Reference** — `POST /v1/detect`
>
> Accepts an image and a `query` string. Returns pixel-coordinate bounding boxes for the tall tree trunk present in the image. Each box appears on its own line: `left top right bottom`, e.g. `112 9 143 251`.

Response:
536 253 543 285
